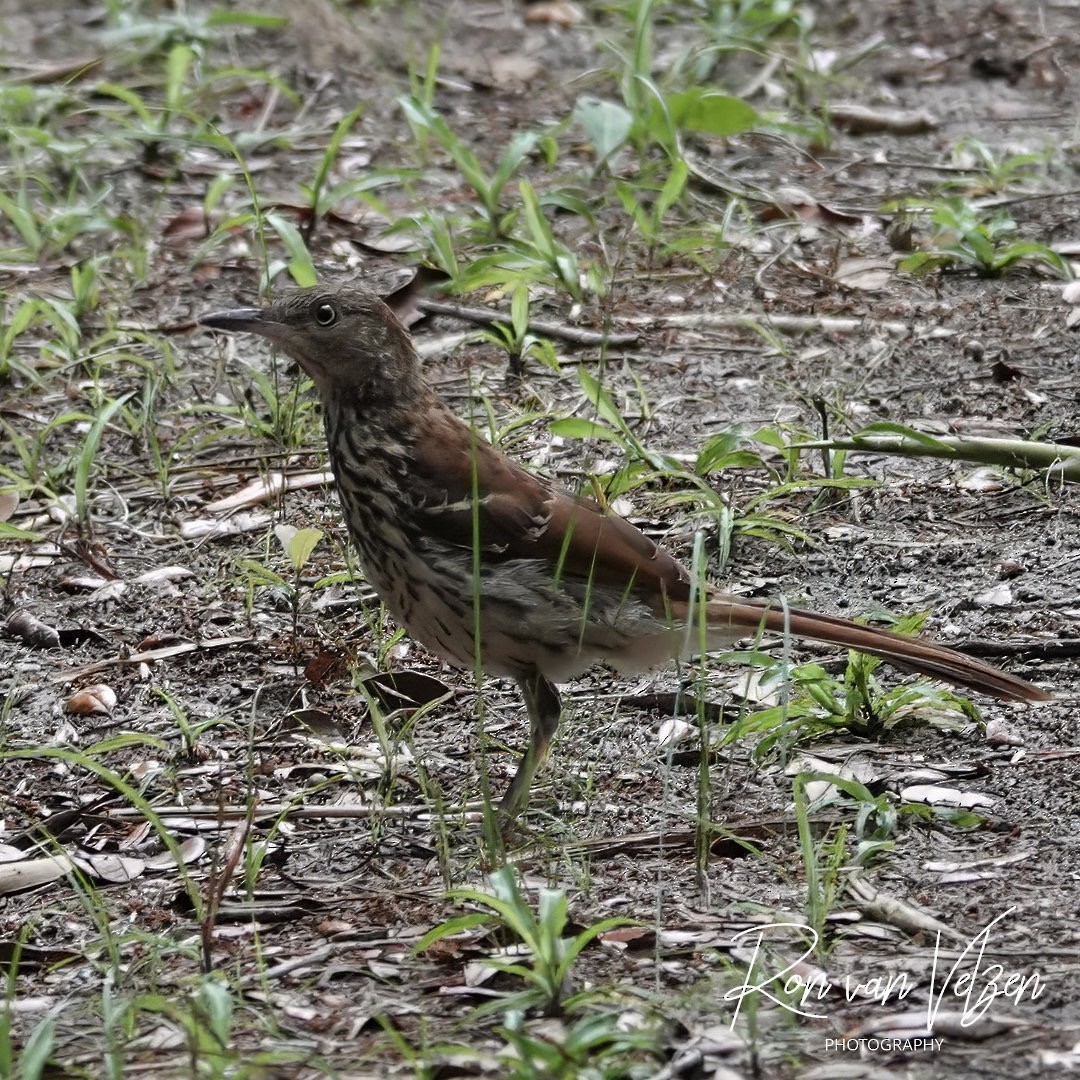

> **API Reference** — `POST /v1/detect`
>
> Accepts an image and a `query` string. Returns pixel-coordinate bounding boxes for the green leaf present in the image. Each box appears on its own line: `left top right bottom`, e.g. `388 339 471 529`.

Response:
239 558 286 588
660 90 759 137
309 103 366 214
851 422 954 450
0 520 41 541
74 391 136 527
656 158 689 218
897 251 949 275
206 10 288 28
275 524 323 571
573 96 633 165
265 211 316 286
576 367 628 432
519 179 555 261
492 131 540 197
165 43 195 113
510 282 529 341
413 912 491 954
18 1013 56 1080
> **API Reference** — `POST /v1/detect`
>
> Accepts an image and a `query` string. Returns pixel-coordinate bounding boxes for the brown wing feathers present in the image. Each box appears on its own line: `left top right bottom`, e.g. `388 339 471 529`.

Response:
421 418 1048 704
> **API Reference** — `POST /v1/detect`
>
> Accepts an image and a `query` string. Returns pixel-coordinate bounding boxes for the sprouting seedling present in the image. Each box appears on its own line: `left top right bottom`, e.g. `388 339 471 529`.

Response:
397 96 541 236
477 282 559 376
276 524 324 647
415 865 633 1017
299 102 366 241
240 525 324 659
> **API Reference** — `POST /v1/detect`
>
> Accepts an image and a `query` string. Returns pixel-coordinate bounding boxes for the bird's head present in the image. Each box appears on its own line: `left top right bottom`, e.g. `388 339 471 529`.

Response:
199 284 419 399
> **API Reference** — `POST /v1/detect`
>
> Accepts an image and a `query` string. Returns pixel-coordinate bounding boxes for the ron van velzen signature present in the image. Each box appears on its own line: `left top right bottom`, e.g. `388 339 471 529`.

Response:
724 908 1044 1030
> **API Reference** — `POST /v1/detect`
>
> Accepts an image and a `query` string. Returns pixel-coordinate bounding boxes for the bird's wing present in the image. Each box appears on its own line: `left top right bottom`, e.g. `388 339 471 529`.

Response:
410 405 692 603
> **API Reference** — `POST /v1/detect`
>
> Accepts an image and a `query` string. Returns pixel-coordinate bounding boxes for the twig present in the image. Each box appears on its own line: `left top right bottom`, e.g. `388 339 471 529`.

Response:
626 310 913 338
794 432 1080 480
54 635 253 682
101 801 480 821
417 299 640 347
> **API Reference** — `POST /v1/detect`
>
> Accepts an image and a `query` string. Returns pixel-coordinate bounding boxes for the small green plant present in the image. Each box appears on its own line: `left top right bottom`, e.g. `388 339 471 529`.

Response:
73 390 136 535
790 770 901 869
894 196 1071 278
0 1012 56 1080
229 348 321 446
398 96 543 237
416 865 632 1017
613 159 688 259
794 772 847 949
944 136 1049 195
240 524 324 653
0 930 58 1080
296 104 401 240
497 1008 661 1080
548 376 836 561
264 210 318 287
70 258 103 318
582 0 760 167
725 615 981 768
153 688 229 763
478 283 559 375
0 294 83 380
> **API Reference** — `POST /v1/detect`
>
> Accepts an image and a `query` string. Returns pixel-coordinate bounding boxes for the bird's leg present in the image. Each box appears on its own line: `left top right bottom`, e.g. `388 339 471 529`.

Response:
498 670 562 818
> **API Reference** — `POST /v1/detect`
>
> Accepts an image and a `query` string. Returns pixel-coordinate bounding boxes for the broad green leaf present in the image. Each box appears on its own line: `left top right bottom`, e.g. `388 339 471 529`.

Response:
656 158 689 218
573 96 632 165
275 524 323 570
661 90 759 137
265 211 316 286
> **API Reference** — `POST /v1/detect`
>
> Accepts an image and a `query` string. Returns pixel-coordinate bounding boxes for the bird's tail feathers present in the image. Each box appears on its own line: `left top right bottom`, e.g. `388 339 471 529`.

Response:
666 594 1050 704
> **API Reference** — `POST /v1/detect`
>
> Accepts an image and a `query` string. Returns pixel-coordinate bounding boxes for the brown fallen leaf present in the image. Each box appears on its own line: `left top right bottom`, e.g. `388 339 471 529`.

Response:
162 205 209 242
524 1 584 27
65 684 117 716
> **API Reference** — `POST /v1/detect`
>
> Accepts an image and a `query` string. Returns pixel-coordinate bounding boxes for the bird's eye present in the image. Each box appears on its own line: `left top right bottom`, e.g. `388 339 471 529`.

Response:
314 301 337 327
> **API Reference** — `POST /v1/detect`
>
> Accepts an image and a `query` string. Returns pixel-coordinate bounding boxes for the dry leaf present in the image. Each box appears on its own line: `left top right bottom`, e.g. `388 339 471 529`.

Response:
835 256 894 291
162 205 209 241
70 852 144 883
133 566 195 586
656 717 694 749
523 1 584 27
974 583 1013 607
203 470 333 514
0 855 73 895
900 784 994 809
65 684 117 715
144 836 207 870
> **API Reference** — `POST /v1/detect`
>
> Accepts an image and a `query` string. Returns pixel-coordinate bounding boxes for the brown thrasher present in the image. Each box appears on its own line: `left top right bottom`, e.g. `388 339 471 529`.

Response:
200 285 1050 817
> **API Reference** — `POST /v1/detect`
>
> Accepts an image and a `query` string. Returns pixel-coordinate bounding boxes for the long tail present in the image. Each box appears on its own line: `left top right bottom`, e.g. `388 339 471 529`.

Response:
687 594 1051 703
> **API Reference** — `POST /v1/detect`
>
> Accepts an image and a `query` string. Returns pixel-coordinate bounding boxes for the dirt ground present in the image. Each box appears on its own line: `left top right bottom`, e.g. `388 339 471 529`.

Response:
2 1 1079 1077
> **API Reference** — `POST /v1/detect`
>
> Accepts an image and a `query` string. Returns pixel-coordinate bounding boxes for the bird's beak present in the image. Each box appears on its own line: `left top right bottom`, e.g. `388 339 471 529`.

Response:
198 307 271 333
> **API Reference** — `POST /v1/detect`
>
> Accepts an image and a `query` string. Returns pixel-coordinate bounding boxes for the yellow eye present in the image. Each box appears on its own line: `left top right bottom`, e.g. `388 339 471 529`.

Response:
314 301 337 326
